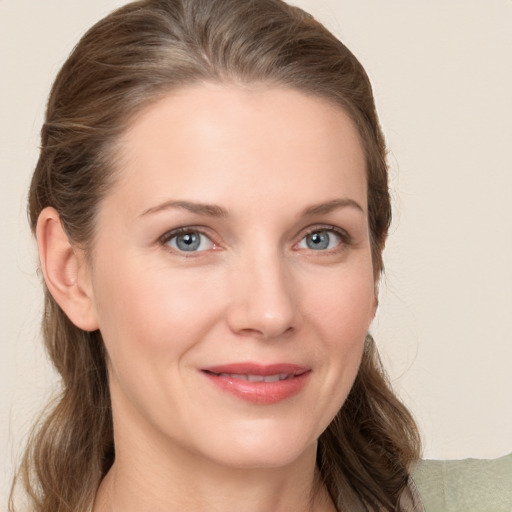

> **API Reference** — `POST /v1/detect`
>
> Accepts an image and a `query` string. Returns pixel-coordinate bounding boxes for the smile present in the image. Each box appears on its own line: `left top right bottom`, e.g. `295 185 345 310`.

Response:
213 373 293 382
201 363 311 405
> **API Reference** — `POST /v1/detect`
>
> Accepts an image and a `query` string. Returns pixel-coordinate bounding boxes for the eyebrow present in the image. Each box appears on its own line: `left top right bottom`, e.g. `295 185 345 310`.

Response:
139 197 364 219
140 200 229 218
301 198 365 216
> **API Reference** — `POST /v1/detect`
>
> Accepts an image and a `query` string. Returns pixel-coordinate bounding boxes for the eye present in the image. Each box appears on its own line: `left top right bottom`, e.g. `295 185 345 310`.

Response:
163 229 214 252
297 228 343 251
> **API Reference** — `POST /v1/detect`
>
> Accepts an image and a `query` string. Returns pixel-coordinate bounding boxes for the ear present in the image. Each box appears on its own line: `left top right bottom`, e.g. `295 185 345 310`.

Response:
36 207 99 331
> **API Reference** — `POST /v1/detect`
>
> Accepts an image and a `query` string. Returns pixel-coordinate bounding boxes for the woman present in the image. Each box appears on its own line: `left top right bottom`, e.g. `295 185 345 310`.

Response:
10 0 422 510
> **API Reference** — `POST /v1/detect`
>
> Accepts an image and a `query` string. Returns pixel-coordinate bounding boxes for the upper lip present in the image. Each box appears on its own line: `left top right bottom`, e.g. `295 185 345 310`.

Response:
202 363 310 377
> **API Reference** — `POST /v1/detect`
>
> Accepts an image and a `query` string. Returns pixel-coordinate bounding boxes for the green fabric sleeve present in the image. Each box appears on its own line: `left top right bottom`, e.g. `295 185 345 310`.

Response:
412 452 512 512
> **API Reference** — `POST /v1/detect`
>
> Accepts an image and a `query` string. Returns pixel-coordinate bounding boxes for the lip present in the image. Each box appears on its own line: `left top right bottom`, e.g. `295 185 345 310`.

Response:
201 363 311 405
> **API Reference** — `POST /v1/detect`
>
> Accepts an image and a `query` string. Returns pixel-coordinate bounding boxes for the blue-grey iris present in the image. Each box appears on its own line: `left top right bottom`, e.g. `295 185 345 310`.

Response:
306 231 330 250
175 232 201 251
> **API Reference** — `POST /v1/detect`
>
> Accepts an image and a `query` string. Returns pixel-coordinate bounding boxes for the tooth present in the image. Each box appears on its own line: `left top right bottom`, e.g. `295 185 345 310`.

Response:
230 373 249 381
248 374 264 382
216 373 293 382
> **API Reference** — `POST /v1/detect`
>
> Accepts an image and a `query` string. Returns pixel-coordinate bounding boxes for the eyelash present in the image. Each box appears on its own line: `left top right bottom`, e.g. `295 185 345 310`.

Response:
158 224 351 254
158 226 216 252
297 225 352 252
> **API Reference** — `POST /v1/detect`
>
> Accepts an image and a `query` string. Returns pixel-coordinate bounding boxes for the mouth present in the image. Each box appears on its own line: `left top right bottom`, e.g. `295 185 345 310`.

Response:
201 363 311 404
206 372 297 383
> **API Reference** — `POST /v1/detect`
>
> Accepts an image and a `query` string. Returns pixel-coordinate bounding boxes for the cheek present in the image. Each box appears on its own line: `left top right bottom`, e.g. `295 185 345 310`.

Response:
302 264 375 400
91 255 225 360
304 265 376 341
90 259 226 423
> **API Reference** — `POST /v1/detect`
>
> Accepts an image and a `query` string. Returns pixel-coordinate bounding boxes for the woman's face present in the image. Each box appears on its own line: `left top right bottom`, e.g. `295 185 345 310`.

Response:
86 84 377 469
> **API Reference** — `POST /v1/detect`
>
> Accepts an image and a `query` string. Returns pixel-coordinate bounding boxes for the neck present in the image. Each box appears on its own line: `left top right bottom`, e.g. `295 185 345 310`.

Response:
93 434 334 512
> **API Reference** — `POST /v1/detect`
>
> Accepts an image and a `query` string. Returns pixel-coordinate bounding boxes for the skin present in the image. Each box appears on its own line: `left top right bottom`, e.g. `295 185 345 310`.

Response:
38 84 377 512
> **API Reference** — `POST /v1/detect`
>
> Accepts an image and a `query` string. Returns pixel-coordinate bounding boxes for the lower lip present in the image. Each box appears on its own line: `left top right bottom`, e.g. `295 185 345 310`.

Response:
202 371 311 405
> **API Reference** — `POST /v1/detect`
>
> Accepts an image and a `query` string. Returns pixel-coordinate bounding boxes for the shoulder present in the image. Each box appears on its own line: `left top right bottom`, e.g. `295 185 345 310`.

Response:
412 452 512 512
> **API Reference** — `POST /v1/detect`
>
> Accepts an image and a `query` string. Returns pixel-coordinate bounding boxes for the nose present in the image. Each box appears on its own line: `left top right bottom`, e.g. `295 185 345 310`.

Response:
225 250 299 340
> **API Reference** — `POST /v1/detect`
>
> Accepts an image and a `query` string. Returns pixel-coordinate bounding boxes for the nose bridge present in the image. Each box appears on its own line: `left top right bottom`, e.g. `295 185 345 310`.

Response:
227 243 297 339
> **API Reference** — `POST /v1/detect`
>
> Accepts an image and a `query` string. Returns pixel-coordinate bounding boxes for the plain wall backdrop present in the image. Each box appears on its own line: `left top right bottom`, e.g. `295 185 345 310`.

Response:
1 0 511 501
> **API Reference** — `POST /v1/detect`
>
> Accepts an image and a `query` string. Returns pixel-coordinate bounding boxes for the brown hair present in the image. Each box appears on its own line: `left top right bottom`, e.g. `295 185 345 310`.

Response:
11 1 421 510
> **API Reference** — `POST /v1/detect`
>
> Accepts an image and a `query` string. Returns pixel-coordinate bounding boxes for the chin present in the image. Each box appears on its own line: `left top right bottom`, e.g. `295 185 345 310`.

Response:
211 445 316 471
194 419 319 470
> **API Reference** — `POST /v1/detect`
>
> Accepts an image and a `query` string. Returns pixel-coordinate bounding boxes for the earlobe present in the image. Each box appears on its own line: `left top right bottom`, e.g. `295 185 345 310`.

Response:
36 207 99 331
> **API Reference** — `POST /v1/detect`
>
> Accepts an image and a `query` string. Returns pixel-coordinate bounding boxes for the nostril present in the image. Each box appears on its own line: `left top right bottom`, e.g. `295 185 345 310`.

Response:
235 324 295 340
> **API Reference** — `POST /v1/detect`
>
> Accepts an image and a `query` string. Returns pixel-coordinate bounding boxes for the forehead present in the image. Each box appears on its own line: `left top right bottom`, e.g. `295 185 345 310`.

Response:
109 83 367 217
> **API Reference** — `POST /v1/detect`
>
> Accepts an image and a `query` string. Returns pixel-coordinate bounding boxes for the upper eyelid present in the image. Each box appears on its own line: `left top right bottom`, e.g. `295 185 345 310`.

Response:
158 226 215 244
298 224 350 240
293 225 352 253
159 227 218 255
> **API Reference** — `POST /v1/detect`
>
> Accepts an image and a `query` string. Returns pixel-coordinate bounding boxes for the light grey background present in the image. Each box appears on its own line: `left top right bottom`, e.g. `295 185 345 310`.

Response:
2 0 511 501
